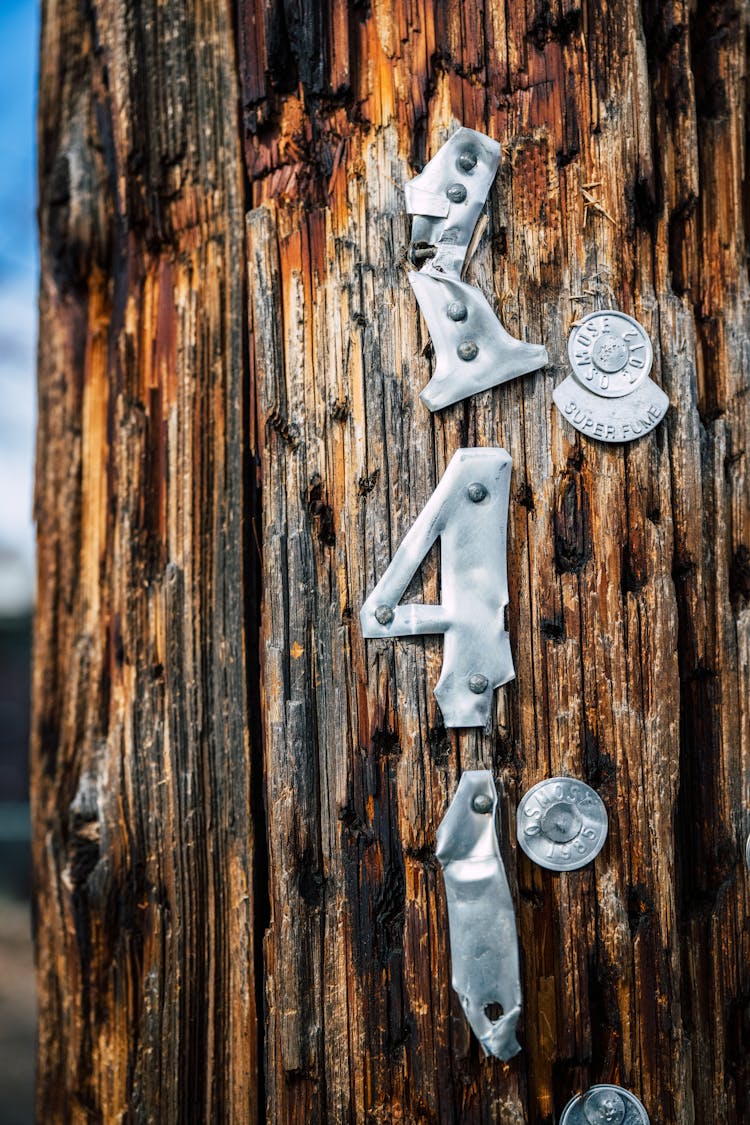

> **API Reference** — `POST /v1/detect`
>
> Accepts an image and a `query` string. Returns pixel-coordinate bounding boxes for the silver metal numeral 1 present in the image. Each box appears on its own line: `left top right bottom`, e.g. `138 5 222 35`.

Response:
406 127 548 411
436 770 522 1060
360 448 514 728
408 271 548 411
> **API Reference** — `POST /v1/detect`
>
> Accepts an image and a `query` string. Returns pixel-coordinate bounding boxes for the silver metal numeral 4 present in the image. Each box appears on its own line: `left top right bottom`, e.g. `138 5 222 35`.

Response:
360 447 514 728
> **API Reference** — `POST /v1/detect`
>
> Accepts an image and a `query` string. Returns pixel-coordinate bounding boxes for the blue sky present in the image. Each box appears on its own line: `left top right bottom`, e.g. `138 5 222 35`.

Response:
0 0 38 615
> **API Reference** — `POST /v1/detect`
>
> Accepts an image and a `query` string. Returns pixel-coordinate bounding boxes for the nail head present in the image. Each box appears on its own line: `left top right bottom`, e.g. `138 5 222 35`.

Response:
374 605 394 625
468 673 489 694
447 300 468 321
446 183 467 203
467 482 488 503
457 340 479 361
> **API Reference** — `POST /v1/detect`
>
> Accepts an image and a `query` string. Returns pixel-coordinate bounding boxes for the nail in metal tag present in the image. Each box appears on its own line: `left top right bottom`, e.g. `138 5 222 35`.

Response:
406 128 548 410
361 448 514 728
436 770 522 1060
516 778 608 871
560 1085 650 1124
406 127 501 278
553 310 668 442
408 271 548 411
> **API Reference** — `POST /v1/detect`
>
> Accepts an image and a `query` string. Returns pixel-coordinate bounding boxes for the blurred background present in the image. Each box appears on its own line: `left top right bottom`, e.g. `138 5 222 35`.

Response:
0 0 39 1121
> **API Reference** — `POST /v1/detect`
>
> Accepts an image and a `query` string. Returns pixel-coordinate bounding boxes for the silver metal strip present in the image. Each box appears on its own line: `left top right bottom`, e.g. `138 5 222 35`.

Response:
406 128 501 279
406 128 547 410
436 770 522 1060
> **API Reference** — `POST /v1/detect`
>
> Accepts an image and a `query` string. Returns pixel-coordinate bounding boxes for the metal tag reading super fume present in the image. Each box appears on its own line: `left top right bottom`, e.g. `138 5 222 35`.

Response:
553 310 668 442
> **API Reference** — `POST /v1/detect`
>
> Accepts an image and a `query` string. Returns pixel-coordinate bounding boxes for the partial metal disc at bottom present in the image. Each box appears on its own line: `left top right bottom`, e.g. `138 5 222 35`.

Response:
517 778 608 871
560 1084 649 1124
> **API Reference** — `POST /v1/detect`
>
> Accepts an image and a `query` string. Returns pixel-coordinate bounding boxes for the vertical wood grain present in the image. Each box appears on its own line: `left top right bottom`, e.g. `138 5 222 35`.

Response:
240 1 749 1121
33 0 258 1120
34 0 749 1121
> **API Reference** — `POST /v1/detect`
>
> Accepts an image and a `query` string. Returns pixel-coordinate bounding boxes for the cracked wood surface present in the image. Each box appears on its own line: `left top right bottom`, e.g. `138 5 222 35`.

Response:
34 0 749 1121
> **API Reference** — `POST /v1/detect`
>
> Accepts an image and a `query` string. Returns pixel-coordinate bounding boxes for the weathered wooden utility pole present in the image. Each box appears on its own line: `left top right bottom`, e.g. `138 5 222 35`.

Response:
33 0 749 1121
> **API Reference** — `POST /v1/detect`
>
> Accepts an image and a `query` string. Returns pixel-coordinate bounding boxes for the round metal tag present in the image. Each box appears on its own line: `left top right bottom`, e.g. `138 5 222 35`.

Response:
553 309 668 443
517 778 608 872
560 1085 649 1124
568 311 653 398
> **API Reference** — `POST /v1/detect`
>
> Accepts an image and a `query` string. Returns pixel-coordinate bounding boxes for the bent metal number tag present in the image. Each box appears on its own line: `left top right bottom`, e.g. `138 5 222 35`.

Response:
435 771 522 1060
553 310 669 443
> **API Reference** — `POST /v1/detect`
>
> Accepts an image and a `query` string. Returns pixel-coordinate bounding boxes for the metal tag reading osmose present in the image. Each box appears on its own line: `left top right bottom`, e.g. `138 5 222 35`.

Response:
560 1084 650 1124
516 777 608 872
553 310 668 443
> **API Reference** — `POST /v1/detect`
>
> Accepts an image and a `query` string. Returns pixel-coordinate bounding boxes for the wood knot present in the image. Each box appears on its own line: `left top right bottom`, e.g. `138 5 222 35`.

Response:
307 473 336 547
267 407 300 450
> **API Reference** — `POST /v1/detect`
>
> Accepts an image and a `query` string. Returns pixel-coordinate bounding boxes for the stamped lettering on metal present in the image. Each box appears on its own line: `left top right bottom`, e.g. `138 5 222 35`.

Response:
360 448 514 728
435 770 522 1060
406 127 548 411
553 310 668 443
560 1084 650 1124
516 777 608 872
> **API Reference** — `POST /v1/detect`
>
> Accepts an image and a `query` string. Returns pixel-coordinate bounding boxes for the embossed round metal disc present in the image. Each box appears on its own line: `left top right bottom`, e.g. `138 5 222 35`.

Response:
568 311 653 399
560 1085 650 1124
517 778 608 871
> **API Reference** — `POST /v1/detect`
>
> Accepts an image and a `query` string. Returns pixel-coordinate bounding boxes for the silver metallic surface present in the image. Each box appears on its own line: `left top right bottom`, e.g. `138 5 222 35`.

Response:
435 770 522 1060
554 310 668 442
405 128 548 410
405 128 501 277
746 832 750 870
568 311 653 398
553 374 669 443
409 271 548 411
360 448 514 727
517 778 608 871
560 1085 650 1124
